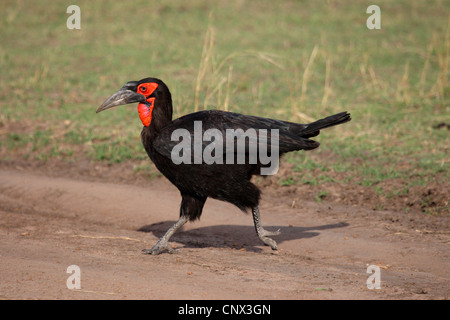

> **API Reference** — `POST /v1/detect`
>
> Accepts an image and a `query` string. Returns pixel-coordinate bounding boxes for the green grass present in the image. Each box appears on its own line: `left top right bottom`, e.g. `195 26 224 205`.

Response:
0 0 448 213
314 190 329 203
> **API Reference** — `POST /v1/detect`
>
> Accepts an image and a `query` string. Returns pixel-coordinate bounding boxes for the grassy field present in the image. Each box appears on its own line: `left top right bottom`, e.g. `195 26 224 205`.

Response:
0 0 448 214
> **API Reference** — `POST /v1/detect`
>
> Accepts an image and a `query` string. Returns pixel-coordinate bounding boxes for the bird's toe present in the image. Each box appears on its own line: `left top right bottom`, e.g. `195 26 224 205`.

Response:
142 242 175 255
261 228 281 237
260 236 278 250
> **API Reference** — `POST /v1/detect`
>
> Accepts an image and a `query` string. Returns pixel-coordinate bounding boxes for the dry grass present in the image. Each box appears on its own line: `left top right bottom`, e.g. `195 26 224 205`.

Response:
0 0 448 214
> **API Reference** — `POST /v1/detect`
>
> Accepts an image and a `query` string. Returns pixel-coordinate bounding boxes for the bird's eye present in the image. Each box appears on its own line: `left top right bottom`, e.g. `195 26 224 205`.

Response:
137 82 158 96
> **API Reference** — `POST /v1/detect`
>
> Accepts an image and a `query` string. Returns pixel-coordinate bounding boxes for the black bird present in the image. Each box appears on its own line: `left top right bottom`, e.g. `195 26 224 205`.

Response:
97 77 351 254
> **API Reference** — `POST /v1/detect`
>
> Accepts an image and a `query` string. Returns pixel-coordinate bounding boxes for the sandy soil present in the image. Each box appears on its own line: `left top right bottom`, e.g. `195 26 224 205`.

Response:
0 167 448 300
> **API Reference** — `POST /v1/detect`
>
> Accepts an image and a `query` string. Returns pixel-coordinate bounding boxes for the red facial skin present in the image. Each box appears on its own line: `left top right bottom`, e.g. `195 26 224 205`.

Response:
138 97 155 127
136 83 158 127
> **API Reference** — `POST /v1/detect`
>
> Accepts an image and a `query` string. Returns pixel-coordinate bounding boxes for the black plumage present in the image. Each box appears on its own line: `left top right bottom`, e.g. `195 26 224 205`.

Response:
97 77 351 254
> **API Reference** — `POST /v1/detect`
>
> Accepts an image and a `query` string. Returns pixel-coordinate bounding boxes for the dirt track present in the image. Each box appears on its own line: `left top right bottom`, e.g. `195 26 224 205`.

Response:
0 168 448 299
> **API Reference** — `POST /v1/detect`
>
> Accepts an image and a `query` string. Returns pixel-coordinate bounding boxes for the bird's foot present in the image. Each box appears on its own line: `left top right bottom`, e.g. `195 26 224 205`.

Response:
142 241 175 255
258 228 281 250
260 228 281 237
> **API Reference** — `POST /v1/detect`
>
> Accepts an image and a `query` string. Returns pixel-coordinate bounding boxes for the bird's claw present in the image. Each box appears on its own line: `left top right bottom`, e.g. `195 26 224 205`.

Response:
259 236 278 250
258 228 281 250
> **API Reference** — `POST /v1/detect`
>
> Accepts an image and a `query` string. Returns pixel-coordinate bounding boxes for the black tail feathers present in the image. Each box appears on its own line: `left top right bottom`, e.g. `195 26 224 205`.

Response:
300 111 351 138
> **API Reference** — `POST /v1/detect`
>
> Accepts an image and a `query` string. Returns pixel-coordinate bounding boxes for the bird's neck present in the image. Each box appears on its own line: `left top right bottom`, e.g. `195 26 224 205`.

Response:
150 99 172 133
138 95 173 132
139 91 173 155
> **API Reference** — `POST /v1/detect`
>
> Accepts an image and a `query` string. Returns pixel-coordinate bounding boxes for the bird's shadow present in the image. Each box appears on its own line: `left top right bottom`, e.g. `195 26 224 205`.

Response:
137 221 349 253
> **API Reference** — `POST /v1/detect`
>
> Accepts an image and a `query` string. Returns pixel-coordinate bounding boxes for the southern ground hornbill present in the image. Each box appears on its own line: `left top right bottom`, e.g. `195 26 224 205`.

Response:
97 77 351 254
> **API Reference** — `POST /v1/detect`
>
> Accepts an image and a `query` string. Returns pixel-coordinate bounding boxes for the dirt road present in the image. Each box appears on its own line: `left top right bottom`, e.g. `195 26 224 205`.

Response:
0 168 448 299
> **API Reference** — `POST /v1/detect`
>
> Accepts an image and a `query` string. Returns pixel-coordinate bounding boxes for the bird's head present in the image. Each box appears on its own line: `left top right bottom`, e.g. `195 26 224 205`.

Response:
96 77 172 127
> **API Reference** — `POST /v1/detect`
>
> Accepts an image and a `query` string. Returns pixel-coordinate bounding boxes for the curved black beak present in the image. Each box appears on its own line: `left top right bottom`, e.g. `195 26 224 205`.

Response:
96 83 145 113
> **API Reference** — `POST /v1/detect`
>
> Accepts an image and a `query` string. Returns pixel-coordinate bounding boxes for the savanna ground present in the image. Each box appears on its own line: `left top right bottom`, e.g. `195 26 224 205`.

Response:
0 0 448 300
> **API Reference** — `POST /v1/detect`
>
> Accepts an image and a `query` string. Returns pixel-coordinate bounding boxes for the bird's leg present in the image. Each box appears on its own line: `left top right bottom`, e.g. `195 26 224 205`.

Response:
142 215 189 255
251 206 281 250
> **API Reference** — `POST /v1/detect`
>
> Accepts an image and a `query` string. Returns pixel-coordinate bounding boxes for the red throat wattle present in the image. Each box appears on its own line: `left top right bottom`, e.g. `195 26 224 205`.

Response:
138 97 155 127
136 82 158 127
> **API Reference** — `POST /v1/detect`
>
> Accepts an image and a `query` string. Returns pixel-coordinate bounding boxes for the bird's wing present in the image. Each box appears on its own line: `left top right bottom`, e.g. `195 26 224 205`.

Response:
152 110 319 163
